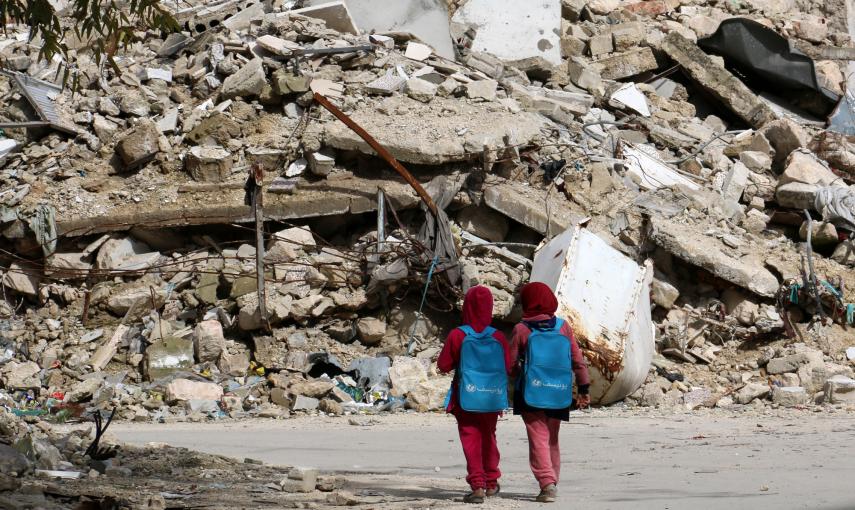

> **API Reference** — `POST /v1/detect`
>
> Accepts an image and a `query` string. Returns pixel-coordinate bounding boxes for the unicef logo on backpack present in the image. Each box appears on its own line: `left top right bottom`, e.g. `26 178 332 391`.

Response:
465 383 503 394
530 379 568 390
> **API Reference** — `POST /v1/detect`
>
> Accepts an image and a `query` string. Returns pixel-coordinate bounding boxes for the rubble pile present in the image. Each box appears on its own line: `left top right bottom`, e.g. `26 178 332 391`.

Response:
1 0 854 426
0 407 394 508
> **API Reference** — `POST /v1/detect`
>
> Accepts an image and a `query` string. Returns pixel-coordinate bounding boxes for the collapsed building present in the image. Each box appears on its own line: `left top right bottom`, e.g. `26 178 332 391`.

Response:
0 0 854 447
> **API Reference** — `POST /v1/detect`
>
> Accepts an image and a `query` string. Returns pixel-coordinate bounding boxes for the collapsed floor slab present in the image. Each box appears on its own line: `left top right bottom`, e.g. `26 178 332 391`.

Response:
483 176 587 236
55 177 419 236
315 96 546 165
650 216 780 298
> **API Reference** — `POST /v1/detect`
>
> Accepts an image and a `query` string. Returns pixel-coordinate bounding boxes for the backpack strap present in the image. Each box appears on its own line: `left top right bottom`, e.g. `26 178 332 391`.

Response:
458 325 496 339
458 325 475 337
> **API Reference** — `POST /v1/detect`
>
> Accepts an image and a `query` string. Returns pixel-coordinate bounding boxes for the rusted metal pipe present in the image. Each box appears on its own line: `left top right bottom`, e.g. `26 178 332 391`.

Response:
313 92 439 217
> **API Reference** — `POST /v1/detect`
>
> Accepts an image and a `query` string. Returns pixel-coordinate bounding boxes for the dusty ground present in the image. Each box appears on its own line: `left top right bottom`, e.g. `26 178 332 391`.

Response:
105 408 855 509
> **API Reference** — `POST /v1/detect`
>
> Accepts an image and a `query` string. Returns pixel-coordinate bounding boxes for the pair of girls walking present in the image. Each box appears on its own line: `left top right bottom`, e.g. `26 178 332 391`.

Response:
437 282 591 504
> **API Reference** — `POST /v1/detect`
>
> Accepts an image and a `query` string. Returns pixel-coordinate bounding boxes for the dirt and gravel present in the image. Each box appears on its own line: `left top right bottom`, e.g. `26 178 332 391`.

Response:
105 409 855 509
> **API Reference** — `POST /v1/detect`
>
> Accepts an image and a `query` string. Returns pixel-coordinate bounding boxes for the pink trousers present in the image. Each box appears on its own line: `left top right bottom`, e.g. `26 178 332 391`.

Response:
522 411 561 488
454 411 501 490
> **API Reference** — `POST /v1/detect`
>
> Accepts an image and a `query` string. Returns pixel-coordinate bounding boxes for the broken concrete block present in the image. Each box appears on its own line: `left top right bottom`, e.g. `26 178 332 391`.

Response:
165 379 223 403
271 69 311 96
725 131 774 159
660 32 776 128
2 361 41 390
465 79 498 101
651 277 679 309
567 58 603 93
404 41 432 61
320 97 544 165
404 78 437 103
799 221 839 248
223 1 264 30
356 317 386 346
407 376 454 411
588 34 614 56
88 325 128 372
593 47 658 80
831 240 855 266
824 375 855 404
739 151 772 172
140 67 172 82
288 466 319 486
779 150 841 188
146 336 194 380
365 71 406 95
772 386 808 407
194 320 226 363
759 118 808 170
157 108 179 134
767 351 823 374
118 90 150 117
452 0 561 65
721 161 750 202
389 357 427 396
310 79 345 99
650 217 779 297
185 146 232 182
307 149 335 176
107 287 165 316
611 23 645 51
292 395 320 411
587 0 619 14
775 182 819 209
735 382 770 404
221 58 266 99
2 262 40 297
45 253 91 279
266 227 316 262
116 120 160 169
256 35 301 57
292 1 360 35
560 36 586 58
483 177 585 235
457 205 509 242
194 273 219 305
96 237 160 271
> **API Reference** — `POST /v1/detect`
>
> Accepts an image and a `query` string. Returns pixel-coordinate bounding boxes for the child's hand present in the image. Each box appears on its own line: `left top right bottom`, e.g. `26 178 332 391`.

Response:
577 394 591 409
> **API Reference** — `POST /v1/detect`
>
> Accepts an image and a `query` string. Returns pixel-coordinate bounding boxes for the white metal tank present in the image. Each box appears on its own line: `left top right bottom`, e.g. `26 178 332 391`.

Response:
530 226 655 405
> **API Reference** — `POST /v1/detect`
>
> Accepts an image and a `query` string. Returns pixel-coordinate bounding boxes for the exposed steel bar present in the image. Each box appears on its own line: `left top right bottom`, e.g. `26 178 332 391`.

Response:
312 92 439 217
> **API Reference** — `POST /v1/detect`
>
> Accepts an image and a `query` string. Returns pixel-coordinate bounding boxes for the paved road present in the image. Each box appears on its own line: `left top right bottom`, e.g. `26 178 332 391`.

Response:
112 410 855 509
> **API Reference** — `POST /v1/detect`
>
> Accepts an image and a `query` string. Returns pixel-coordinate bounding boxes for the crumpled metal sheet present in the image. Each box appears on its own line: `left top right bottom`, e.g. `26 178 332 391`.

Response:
698 18 839 109
815 186 855 231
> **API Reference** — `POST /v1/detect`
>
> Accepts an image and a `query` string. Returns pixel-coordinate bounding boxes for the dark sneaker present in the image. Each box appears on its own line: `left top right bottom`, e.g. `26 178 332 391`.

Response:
463 488 486 504
486 484 501 498
535 484 557 503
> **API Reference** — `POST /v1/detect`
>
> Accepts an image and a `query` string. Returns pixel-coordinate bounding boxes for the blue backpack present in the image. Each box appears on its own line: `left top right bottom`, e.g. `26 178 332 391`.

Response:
522 318 573 409
456 325 508 413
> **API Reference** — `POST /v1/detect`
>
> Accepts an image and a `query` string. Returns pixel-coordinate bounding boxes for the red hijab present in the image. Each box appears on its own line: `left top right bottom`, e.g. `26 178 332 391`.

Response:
461 285 494 333
520 282 558 320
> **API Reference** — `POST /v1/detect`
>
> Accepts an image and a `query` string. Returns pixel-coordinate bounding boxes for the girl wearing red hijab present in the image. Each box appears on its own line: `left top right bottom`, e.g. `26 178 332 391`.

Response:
438 285 511 503
510 282 591 503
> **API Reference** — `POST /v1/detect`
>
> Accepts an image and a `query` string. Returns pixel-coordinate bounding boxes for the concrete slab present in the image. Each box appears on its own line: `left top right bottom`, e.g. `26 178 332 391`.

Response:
452 0 562 65
292 1 360 35
483 176 587 236
344 0 455 59
55 177 420 237
316 96 545 165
